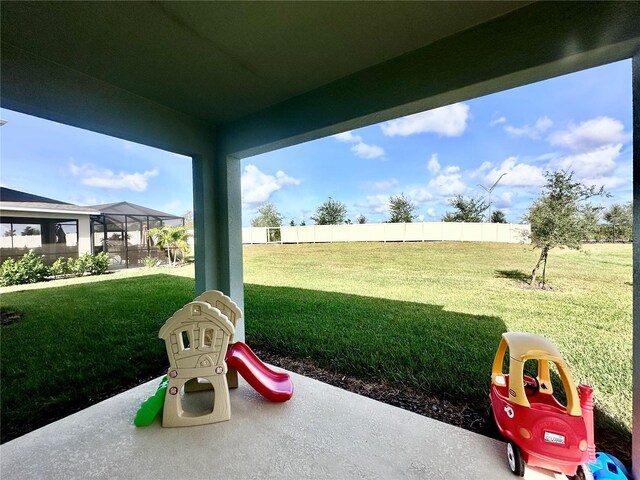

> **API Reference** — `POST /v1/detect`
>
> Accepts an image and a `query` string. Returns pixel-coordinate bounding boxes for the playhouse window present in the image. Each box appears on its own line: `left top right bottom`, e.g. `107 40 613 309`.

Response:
201 328 214 349
180 330 191 351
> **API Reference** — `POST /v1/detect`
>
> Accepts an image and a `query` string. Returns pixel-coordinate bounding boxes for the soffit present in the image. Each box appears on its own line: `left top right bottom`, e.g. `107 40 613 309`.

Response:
1 1 529 125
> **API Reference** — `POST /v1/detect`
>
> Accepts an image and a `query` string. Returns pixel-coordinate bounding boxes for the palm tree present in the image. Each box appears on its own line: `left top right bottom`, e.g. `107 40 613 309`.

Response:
147 225 190 266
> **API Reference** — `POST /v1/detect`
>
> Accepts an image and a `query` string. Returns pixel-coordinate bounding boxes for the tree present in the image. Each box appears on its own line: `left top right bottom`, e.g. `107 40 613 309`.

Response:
147 225 191 266
524 171 606 287
300 220 306 226
490 210 507 224
356 214 367 224
21 226 41 236
251 203 283 228
289 219 296 227
388 193 417 223
182 210 194 229
311 197 347 225
603 203 632 242
442 195 488 222
3 229 16 237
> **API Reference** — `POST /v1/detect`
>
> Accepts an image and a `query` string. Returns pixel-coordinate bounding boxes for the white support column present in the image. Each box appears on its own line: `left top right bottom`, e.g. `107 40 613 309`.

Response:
632 49 639 480
77 217 92 255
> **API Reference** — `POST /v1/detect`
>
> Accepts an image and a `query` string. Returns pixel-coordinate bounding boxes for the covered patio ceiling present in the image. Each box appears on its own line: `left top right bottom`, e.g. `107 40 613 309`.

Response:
1 2 639 476
2 1 530 125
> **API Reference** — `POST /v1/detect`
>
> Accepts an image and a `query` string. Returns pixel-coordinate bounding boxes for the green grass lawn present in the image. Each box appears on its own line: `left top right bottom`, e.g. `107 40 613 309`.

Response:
242 242 632 448
0 242 631 457
0 267 195 442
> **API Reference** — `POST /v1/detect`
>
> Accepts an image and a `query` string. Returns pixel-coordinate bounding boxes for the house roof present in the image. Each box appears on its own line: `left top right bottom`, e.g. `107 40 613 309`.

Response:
0 187 99 215
89 201 182 220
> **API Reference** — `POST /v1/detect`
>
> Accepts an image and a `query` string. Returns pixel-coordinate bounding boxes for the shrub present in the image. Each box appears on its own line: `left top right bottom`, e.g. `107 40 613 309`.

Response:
88 252 110 275
0 251 49 286
49 257 69 279
144 255 159 269
70 253 91 276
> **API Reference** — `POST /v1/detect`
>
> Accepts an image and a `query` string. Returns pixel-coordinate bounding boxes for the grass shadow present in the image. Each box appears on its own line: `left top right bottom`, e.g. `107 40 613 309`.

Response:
593 405 632 465
244 284 506 402
245 283 631 463
494 269 530 283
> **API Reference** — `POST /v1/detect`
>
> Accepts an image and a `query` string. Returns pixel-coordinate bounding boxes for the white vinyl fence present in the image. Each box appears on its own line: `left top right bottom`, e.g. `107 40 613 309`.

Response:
243 222 530 245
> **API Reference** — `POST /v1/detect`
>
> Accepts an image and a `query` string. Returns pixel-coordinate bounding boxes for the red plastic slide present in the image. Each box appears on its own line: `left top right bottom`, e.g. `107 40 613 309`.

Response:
225 342 294 402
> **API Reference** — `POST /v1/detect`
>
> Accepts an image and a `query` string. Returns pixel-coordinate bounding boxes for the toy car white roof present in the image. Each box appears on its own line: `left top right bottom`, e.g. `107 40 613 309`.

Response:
502 332 564 363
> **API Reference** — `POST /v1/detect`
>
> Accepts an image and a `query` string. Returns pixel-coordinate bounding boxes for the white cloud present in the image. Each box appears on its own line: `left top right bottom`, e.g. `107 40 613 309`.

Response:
355 195 389 214
427 165 466 196
489 116 507 127
483 157 545 187
470 161 493 179
504 116 553 139
333 131 362 143
241 164 301 207
579 176 627 190
555 143 621 178
69 162 158 192
381 103 470 137
548 117 628 152
407 188 434 203
416 214 425 222
493 191 514 208
427 208 437 218
351 142 385 159
364 178 399 191
427 154 440 175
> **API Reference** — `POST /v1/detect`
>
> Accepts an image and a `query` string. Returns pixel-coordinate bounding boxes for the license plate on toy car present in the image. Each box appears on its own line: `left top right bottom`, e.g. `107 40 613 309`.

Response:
543 432 565 445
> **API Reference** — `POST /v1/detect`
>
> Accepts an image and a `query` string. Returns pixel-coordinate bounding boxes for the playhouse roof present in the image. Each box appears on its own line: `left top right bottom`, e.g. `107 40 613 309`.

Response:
159 302 235 340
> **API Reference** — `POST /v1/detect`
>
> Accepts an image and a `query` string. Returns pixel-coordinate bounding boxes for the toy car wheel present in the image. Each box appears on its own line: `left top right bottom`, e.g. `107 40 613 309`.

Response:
507 441 525 477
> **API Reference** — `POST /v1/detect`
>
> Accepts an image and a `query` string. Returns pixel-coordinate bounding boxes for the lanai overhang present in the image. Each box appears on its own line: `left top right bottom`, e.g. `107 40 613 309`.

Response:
1 1 640 474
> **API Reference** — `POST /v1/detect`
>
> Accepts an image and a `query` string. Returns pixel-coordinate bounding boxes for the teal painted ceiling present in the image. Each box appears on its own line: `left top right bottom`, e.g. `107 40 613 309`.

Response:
1 1 529 124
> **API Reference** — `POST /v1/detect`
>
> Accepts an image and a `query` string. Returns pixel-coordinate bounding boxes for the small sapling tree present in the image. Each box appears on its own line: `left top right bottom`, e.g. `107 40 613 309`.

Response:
524 170 606 287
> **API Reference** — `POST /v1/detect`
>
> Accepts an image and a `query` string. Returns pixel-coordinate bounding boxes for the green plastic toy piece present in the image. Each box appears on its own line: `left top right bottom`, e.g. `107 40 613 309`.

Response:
134 376 168 427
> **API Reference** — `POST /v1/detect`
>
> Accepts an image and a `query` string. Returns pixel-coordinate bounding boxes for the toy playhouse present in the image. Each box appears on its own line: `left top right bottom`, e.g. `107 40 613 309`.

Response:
135 290 293 427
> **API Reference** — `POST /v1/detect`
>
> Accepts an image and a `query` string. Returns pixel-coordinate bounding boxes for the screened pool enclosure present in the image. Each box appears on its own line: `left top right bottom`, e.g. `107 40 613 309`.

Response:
90 202 184 268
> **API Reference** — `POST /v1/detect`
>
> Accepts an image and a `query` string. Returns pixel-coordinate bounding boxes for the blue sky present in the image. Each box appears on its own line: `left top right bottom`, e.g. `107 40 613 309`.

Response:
1 59 632 226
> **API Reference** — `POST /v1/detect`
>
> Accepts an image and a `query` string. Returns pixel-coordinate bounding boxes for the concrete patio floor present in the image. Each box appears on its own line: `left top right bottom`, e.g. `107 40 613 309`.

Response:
1 371 563 479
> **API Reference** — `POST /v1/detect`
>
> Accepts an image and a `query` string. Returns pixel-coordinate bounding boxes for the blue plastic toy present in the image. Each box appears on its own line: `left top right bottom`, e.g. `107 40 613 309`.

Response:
588 452 631 479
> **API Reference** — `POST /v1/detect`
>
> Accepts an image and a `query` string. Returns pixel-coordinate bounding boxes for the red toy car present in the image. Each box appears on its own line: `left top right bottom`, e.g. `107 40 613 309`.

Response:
490 332 595 477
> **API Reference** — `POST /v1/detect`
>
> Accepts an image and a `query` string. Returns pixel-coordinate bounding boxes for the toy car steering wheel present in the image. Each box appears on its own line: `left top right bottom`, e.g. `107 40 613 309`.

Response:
523 374 540 395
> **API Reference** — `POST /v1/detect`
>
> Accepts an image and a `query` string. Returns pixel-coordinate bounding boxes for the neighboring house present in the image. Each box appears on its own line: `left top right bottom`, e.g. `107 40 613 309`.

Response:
0 187 98 264
0 188 183 268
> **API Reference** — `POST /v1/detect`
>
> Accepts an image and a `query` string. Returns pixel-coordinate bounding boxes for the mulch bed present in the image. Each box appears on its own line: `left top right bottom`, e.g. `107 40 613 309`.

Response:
253 348 495 436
